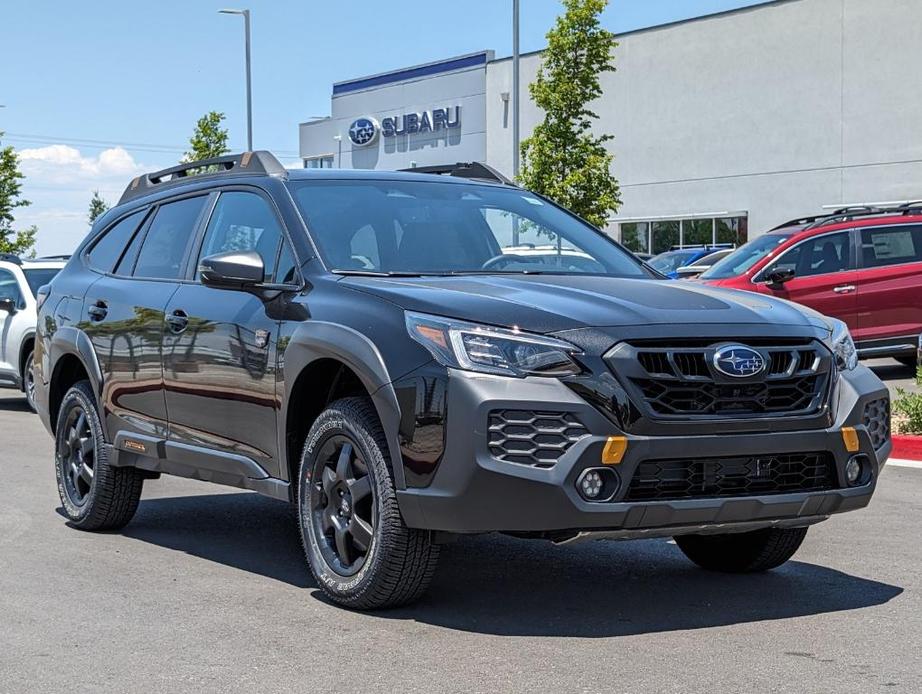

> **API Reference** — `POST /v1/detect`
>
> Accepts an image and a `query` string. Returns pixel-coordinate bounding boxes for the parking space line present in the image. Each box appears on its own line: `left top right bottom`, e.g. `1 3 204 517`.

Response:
887 458 922 470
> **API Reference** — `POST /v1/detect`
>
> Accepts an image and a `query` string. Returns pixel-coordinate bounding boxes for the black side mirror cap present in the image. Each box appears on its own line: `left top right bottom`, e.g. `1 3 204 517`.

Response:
766 268 795 287
199 250 265 290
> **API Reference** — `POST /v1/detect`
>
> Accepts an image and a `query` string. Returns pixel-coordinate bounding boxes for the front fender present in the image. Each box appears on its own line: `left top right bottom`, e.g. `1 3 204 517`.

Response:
283 321 415 489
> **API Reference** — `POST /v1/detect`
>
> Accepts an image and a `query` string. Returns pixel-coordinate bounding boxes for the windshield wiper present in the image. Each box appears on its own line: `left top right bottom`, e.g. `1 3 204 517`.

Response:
332 269 427 277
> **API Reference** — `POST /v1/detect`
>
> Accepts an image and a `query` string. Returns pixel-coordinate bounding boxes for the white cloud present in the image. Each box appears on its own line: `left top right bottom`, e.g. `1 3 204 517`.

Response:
14 145 152 256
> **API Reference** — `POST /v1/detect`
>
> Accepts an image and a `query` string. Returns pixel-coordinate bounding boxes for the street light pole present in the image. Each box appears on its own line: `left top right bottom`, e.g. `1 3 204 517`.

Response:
219 8 253 151
512 0 520 180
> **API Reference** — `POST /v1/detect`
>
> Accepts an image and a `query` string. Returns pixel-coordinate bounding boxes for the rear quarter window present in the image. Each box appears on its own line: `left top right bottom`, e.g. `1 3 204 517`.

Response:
86 209 147 273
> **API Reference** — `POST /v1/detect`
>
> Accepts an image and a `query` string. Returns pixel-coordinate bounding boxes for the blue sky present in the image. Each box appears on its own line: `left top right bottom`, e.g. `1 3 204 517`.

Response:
2 0 768 254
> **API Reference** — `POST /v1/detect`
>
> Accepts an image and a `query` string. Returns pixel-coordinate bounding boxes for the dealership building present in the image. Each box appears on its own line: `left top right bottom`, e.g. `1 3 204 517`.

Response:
299 0 922 254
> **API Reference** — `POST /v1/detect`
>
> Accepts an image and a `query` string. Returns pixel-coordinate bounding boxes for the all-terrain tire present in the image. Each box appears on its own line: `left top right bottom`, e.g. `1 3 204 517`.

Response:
674 527 808 573
298 396 439 609
54 380 144 530
23 349 37 412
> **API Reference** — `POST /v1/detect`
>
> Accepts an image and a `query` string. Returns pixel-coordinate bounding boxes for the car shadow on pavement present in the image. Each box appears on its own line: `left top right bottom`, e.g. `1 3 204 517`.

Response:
119 491 902 638
0 396 32 413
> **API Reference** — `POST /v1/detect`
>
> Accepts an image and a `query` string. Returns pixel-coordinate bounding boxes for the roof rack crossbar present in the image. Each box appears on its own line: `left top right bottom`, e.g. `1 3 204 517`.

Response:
119 150 287 204
398 162 516 186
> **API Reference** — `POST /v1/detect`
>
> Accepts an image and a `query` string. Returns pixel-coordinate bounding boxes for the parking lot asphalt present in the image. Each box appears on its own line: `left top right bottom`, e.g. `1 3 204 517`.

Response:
1 360 921 693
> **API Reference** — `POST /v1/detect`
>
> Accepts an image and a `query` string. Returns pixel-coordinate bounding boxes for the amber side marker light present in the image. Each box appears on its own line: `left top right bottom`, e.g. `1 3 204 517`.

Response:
602 436 627 465
841 427 860 453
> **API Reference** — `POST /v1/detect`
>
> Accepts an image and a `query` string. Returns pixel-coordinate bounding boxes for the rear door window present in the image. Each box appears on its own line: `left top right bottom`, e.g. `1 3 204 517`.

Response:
860 225 922 268
133 197 208 280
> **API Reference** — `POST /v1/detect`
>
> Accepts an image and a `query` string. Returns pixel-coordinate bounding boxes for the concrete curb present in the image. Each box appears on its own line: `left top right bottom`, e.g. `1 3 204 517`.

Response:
891 435 922 461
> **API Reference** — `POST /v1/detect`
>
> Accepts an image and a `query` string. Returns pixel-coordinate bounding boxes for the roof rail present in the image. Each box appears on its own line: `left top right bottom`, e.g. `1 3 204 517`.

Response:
774 201 922 232
0 252 22 265
119 151 287 205
399 162 516 186
34 254 71 261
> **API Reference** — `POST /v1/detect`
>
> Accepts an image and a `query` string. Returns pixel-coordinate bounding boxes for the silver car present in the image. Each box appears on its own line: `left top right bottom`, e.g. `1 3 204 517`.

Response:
0 254 66 410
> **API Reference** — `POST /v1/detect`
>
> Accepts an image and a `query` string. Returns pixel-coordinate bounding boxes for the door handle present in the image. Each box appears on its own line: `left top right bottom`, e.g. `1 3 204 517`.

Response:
833 285 856 294
165 309 189 333
87 301 108 321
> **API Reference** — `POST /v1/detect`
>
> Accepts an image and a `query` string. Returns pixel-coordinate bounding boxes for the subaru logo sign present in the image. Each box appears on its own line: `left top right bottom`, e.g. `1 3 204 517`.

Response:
713 345 766 378
348 117 379 147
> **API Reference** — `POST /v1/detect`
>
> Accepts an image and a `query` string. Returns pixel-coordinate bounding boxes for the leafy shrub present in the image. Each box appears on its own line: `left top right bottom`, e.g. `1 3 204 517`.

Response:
893 366 922 435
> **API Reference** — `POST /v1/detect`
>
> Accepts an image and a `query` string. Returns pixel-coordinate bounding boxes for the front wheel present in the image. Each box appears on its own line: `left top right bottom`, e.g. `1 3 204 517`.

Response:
298 397 439 609
675 527 808 573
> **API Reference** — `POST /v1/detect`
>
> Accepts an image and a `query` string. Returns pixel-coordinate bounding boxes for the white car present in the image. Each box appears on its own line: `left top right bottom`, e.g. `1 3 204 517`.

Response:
0 254 67 411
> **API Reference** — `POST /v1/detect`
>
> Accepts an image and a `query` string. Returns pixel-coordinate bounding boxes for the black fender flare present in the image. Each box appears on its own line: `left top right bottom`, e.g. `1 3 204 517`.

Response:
48 326 104 412
283 321 408 489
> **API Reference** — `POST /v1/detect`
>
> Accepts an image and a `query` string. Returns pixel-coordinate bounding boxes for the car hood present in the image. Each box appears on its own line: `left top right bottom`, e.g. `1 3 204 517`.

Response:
340 275 830 334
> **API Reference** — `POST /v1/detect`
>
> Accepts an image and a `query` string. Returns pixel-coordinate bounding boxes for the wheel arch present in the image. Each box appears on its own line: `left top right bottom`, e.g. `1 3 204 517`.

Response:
47 327 103 432
18 331 35 387
282 322 406 493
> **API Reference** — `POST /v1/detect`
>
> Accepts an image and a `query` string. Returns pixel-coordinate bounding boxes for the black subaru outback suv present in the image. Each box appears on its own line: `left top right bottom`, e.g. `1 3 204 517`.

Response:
36 152 891 609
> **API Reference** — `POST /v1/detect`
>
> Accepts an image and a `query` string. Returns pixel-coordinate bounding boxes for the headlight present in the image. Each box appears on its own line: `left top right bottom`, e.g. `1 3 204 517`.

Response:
406 311 582 378
827 318 858 371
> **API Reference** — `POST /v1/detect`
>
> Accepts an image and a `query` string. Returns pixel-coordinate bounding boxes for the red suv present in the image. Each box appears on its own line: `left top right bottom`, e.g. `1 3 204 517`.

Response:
699 204 922 366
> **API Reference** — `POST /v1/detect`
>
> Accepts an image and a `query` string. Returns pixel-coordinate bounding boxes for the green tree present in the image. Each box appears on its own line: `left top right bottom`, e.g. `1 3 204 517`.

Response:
88 190 110 226
0 133 37 256
519 0 621 228
182 111 230 163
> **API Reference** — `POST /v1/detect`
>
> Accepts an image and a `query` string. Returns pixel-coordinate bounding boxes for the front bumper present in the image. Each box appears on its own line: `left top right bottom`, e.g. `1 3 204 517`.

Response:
396 364 889 535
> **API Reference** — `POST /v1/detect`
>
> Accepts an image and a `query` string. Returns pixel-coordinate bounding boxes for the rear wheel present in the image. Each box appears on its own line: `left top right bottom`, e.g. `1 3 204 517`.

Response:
298 397 439 609
54 380 144 530
675 527 808 573
23 349 36 412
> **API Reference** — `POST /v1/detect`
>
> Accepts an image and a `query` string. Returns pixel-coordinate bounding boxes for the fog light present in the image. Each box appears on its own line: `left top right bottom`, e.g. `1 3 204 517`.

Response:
845 456 863 485
576 467 619 502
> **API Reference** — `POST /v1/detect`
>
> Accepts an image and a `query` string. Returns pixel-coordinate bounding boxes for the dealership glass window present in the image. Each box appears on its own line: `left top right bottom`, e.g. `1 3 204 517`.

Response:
651 221 680 255
619 222 649 253
682 219 713 246
717 217 748 246
304 156 334 169
616 215 748 253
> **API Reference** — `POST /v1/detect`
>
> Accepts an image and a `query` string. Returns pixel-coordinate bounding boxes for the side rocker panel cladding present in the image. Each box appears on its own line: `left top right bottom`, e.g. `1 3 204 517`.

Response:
282 321 407 489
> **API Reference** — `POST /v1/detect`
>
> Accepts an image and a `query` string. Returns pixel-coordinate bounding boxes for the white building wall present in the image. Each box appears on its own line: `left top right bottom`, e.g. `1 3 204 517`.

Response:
486 0 922 236
299 54 490 171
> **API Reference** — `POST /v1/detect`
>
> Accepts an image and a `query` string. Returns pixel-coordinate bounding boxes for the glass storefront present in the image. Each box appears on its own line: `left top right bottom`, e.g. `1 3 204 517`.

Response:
613 214 748 255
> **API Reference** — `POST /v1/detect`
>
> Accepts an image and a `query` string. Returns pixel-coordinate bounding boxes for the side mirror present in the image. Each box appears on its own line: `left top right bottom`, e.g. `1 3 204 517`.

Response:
199 250 264 290
0 297 17 314
765 268 795 287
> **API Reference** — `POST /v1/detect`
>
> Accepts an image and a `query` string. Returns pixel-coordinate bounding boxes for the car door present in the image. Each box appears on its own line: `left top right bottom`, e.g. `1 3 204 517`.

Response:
756 230 859 330
82 196 209 440
0 266 27 384
853 223 922 345
162 188 295 478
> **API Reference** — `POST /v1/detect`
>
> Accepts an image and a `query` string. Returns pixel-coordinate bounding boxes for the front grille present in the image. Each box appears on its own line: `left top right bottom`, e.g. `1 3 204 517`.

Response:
488 410 588 468
625 452 836 501
863 398 890 450
609 340 831 420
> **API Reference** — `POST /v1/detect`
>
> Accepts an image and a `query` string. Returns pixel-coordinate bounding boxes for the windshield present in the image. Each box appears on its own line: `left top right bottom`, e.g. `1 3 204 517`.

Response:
649 249 698 274
290 180 651 278
23 268 61 297
700 233 795 279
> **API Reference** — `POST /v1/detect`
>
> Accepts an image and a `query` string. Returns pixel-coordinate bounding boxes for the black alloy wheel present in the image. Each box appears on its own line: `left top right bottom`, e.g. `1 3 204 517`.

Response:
309 435 376 576
59 404 96 506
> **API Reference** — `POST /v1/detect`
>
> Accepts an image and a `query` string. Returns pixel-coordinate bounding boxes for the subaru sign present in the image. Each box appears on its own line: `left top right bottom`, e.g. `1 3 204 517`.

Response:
712 345 766 378
381 106 461 137
348 117 380 147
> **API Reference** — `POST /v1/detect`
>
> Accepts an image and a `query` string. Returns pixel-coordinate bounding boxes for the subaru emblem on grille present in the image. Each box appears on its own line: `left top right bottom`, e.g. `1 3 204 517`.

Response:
712 345 766 378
